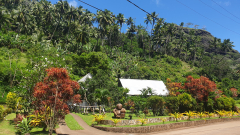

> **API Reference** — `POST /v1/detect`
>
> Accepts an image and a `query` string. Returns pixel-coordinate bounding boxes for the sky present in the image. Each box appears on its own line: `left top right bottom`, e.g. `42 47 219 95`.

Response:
48 0 240 52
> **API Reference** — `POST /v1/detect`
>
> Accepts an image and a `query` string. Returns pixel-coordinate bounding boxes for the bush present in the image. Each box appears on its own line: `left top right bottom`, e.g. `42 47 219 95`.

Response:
206 98 215 112
5 108 12 114
147 96 164 116
16 117 33 135
164 96 179 113
28 114 47 130
0 105 4 120
6 92 17 110
178 93 197 113
163 56 182 67
215 97 236 111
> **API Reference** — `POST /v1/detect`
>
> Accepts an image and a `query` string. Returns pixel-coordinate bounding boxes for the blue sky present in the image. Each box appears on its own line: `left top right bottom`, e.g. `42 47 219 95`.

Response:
49 0 240 52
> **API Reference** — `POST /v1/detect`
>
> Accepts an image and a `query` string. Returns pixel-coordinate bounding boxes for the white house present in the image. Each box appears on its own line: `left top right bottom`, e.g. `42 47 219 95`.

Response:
119 79 169 96
78 73 92 83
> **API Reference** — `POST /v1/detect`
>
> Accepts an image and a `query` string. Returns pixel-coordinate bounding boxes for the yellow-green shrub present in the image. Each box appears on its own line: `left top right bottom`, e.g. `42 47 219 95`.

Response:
110 118 121 127
6 92 17 110
0 105 4 120
92 114 105 125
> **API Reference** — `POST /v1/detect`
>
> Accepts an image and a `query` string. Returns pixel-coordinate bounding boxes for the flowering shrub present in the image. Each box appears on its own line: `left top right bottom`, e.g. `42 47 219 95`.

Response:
215 110 225 118
183 111 197 121
205 112 214 119
161 118 167 124
110 118 121 127
198 112 206 119
6 92 17 110
92 114 105 125
170 112 183 122
138 118 147 126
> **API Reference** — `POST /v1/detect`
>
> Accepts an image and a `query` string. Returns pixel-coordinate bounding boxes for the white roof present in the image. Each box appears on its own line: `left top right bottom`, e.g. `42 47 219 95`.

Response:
78 73 92 83
119 79 169 96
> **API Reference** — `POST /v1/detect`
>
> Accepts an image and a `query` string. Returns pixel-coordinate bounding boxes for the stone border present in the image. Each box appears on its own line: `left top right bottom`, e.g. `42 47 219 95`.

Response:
99 114 220 126
93 117 240 133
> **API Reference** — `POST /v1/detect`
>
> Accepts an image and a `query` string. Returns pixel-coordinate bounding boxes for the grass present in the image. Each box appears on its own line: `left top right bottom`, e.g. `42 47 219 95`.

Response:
74 113 94 126
96 116 240 128
0 113 58 135
74 112 170 126
65 114 84 130
0 113 16 135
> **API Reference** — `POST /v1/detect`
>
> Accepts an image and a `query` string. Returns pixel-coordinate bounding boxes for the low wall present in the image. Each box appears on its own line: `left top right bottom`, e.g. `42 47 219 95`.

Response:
94 117 240 133
100 114 220 126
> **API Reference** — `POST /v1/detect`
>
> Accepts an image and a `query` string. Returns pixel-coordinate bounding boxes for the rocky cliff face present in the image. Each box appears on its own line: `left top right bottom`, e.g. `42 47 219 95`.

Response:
175 26 239 55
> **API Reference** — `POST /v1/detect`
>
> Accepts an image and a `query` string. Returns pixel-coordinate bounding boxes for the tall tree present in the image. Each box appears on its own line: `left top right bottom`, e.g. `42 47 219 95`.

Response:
33 68 81 135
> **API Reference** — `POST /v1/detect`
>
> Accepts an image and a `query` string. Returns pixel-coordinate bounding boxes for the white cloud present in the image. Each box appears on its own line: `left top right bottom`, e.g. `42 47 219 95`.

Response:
152 0 162 6
69 0 77 7
224 1 231 6
217 1 231 6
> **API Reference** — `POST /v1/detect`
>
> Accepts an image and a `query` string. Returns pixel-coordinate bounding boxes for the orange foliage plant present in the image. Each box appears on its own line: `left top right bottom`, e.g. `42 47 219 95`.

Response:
166 78 182 96
230 88 238 97
32 68 81 135
183 76 218 102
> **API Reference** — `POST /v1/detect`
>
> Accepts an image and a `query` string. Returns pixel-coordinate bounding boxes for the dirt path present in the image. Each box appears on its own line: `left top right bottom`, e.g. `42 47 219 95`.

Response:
56 113 240 135
56 113 127 135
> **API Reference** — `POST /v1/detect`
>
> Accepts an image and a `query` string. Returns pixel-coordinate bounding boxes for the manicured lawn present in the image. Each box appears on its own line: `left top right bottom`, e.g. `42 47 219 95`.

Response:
0 113 58 135
0 113 16 135
96 116 240 128
74 113 94 126
65 114 84 130
74 112 170 126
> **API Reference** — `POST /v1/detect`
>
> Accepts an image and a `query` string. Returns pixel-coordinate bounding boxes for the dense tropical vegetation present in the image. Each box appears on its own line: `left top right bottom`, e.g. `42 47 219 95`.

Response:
0 0 240 134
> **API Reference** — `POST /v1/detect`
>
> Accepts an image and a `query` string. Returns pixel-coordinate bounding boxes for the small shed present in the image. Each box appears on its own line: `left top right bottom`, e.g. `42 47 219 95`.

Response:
119 79 169 96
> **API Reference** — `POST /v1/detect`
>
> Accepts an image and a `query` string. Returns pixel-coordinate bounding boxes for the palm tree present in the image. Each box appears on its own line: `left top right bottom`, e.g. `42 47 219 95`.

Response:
152 18 165 56
96 9 113 47
126 17 134 27
177 22 185 59
127 24 137 53
0 6 11 29
95 89 110 105
221 39 234 53
116 13 125 33
116 13 125 53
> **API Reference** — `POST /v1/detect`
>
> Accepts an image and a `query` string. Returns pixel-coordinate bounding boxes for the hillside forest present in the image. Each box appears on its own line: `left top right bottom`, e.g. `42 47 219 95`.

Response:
0 0 240 108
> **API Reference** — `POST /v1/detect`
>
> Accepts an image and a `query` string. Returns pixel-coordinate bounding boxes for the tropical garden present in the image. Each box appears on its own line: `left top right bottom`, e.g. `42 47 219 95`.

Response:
0 0 240 134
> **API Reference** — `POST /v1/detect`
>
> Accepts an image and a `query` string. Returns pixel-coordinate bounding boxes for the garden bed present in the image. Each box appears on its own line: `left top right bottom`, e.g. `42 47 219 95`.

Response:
93 117 240 133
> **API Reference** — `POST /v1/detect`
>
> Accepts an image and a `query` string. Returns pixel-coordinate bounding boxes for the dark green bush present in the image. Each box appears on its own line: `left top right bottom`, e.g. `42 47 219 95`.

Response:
206 98 215 112
164 96 179 113
147 96 164 116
